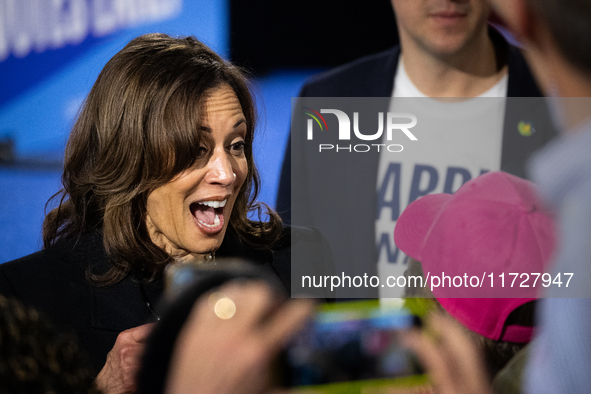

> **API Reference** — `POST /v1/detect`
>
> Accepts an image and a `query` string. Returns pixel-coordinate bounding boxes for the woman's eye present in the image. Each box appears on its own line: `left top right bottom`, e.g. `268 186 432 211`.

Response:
230 141 246 154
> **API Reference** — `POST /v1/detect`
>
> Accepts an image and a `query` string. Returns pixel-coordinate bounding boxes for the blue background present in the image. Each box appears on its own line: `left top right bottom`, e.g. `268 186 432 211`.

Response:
0 0 320 262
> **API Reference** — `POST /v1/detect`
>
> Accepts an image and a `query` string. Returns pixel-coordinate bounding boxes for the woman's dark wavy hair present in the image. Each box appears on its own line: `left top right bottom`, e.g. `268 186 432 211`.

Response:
43 33 283 286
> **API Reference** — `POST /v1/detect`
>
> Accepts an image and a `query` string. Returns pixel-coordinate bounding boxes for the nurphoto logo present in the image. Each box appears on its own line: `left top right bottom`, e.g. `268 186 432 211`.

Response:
303 108 418 153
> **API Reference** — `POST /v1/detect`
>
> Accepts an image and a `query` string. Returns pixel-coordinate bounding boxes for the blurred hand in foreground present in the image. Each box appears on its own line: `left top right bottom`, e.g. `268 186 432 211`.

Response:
165 281 315 394
404 313 493 394
95 323 155 394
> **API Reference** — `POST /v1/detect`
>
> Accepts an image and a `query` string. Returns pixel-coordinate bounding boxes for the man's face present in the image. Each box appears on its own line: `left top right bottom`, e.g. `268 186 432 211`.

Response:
391 0 491 57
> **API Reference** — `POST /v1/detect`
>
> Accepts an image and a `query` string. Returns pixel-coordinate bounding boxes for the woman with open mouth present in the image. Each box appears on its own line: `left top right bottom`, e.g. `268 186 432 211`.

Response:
0 33 331 393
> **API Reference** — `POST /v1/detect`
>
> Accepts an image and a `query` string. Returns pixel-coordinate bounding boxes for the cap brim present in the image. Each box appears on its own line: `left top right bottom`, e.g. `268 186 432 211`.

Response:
438 297 535 342
394 193 453 262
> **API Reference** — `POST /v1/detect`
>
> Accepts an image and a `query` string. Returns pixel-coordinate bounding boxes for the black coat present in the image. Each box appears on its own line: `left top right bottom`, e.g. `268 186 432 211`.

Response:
0 226 330 372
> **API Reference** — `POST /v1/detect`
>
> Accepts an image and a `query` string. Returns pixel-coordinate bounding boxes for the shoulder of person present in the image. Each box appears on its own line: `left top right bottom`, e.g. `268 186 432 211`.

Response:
300 46 400 97
275 225 335 274
278 224 327 244
0 231 105 296
0 248 48 298
3 230 104 267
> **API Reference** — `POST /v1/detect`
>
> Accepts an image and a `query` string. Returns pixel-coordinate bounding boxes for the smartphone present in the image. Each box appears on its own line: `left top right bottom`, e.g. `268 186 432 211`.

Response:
281 300 425 391
163 258 285 301
164 263 426 390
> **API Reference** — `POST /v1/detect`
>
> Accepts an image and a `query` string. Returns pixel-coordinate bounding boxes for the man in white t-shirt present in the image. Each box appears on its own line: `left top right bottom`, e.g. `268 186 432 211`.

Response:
279 0 555 297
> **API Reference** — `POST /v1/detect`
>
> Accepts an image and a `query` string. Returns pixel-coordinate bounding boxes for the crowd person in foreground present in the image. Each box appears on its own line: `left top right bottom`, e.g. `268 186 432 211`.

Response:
0 295 98 394
0 33 330 393
406 0 591 392
144 280 313 394
396 171 556 391
486 0 591 392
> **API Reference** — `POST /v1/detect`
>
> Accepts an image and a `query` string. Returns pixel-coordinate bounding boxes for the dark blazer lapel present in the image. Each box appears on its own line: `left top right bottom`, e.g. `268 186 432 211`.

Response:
216 229 288 290
501 35 557 178
358 47 399 267
296 47 401 281
357 46 399 97
318 48 400 283
90 276 154 331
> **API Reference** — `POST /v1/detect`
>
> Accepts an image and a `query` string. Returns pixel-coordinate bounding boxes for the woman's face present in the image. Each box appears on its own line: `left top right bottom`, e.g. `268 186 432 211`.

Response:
145 85 248 261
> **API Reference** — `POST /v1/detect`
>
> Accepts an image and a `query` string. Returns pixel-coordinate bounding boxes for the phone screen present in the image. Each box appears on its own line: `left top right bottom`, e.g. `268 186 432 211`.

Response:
282 300 425 390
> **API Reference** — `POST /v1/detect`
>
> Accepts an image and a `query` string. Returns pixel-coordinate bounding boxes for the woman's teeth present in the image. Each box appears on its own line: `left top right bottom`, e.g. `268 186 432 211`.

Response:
198 199 227 208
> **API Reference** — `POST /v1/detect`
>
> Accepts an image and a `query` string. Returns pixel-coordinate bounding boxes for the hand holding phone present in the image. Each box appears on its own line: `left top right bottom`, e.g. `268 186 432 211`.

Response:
282 300 425 390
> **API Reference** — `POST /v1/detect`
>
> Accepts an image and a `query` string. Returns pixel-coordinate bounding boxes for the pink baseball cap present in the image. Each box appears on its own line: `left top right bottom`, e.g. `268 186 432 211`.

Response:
394 171 557 343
